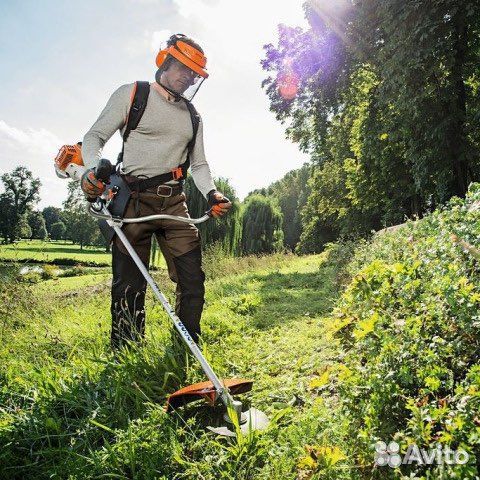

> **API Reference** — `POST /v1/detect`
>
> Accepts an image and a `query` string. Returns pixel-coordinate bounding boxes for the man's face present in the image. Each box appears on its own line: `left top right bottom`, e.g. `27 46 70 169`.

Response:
161 58 199 94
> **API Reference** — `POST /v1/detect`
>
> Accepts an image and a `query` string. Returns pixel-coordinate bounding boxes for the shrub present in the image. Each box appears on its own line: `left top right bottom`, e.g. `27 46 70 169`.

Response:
331 183 480 479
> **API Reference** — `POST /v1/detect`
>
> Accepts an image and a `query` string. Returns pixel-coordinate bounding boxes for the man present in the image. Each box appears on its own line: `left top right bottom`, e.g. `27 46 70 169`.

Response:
81 33 231 349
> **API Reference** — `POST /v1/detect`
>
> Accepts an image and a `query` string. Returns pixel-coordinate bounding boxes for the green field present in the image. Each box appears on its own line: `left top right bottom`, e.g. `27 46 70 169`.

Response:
0 185 479 479
0 240 112 266
0 240 166 268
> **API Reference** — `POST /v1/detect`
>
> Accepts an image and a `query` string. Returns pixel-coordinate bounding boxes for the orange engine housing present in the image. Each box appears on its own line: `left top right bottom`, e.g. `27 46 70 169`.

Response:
54 142 84 172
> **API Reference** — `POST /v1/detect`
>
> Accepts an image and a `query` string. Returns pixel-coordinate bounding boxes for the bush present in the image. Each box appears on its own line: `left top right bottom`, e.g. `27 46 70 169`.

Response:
331 183 480 479
50 221 66 241
61 265 93 277
41 264 60 280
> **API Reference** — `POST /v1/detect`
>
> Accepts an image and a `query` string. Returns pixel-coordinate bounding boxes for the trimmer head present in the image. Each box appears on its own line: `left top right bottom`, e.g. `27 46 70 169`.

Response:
165 378 253 412
207 407 270 437
166 378 270 437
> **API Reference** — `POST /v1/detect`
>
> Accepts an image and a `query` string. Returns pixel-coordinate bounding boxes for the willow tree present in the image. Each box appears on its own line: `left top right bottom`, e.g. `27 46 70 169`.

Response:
184 176 242 256
240 195 284 255
248 163 313 251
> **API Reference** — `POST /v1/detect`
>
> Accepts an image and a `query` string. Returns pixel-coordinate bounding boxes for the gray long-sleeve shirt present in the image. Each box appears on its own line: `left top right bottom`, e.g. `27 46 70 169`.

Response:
82 82 216 198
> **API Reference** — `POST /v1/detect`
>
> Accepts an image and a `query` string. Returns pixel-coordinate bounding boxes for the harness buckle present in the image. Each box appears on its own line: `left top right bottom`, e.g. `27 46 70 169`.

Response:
171 167 183 180
156 185 173 197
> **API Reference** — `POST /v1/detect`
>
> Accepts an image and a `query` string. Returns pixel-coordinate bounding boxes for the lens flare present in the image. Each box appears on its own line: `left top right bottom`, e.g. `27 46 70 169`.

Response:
277 57 299 100
277 71 299 100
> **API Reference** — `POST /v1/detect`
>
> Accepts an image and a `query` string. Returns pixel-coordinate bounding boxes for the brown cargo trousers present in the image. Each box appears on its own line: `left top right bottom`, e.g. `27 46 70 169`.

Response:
110 189 205 350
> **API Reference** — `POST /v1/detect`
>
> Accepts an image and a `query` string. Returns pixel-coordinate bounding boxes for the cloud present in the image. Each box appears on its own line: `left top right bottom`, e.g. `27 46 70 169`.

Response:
0 120 68 208
150 29 172 52
0 120 61 156
172 0 212 18
1 1 310 207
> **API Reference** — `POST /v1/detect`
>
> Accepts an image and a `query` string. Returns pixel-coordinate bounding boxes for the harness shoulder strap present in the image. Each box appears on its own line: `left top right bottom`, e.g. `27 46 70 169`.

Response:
182 99 200 175
116 87 201 186
117 81 150 165
124 81 150 141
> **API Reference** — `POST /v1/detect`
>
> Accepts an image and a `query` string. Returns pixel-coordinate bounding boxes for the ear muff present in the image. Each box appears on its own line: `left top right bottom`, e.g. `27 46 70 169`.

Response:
155 49 169 69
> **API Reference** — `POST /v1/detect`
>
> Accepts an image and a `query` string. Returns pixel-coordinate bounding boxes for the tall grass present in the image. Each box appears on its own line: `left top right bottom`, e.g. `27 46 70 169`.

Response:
3 180 477 480
1 249 350 479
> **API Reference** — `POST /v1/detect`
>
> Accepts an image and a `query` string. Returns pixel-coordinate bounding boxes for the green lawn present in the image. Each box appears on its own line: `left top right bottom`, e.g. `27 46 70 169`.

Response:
0 239 167 268
0 239 112 265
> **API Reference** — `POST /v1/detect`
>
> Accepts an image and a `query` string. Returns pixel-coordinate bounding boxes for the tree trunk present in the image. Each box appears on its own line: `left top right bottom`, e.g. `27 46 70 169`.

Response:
410 193 422 218
449 8 469 197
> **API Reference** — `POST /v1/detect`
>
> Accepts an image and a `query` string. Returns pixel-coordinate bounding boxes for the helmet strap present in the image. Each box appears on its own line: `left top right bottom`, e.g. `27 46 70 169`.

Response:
155 68 182 102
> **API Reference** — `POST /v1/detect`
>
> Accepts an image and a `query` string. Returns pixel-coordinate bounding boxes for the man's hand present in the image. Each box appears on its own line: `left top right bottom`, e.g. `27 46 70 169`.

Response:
207 190 232 218
81 168 106 201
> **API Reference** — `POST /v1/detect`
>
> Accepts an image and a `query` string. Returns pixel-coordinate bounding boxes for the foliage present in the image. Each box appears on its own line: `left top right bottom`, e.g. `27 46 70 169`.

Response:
27 211 47 240
13 214 32 240
240 195 284 255
248 163 312 251
261 0 480 250
354 0 480 200
42 206 63 237
185 176 242 256
49 221 66 241
0 166 41 243
331 182 480 479
62 181 105 250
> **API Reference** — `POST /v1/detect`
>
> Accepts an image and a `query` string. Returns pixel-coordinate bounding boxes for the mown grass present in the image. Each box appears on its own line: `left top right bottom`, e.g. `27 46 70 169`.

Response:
0 240 112 266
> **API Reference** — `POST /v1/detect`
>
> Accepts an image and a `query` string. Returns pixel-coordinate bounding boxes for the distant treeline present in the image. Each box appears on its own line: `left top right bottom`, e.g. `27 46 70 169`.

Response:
0 166 107 250
0 167 287 256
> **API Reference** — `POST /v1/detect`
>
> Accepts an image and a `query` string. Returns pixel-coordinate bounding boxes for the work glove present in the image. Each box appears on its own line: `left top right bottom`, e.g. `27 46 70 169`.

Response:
207 190 232 218
81 168 106 202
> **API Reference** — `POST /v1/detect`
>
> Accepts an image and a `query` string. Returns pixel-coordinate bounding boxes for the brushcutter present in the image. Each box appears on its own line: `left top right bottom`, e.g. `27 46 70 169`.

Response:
54 146 269 436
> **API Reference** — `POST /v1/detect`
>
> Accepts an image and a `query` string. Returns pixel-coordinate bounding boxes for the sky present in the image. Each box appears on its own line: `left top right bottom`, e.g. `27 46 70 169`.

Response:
0 0 310 209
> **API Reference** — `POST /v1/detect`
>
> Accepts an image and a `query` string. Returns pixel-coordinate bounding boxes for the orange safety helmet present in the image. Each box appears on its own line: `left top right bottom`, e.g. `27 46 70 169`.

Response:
156 36 209 79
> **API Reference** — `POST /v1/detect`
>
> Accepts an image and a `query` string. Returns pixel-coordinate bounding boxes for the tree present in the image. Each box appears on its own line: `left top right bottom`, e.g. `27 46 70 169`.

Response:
261 0 480 248
184 176 242 255
353 0 480 201
248 163 313 251
240 195 284 255
28 211 47 240
0 166 41 243
42 206 63 236
261 5 354 164
50 221 66 241
62 181 99 249
14 215 32 239
0 195 15 243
